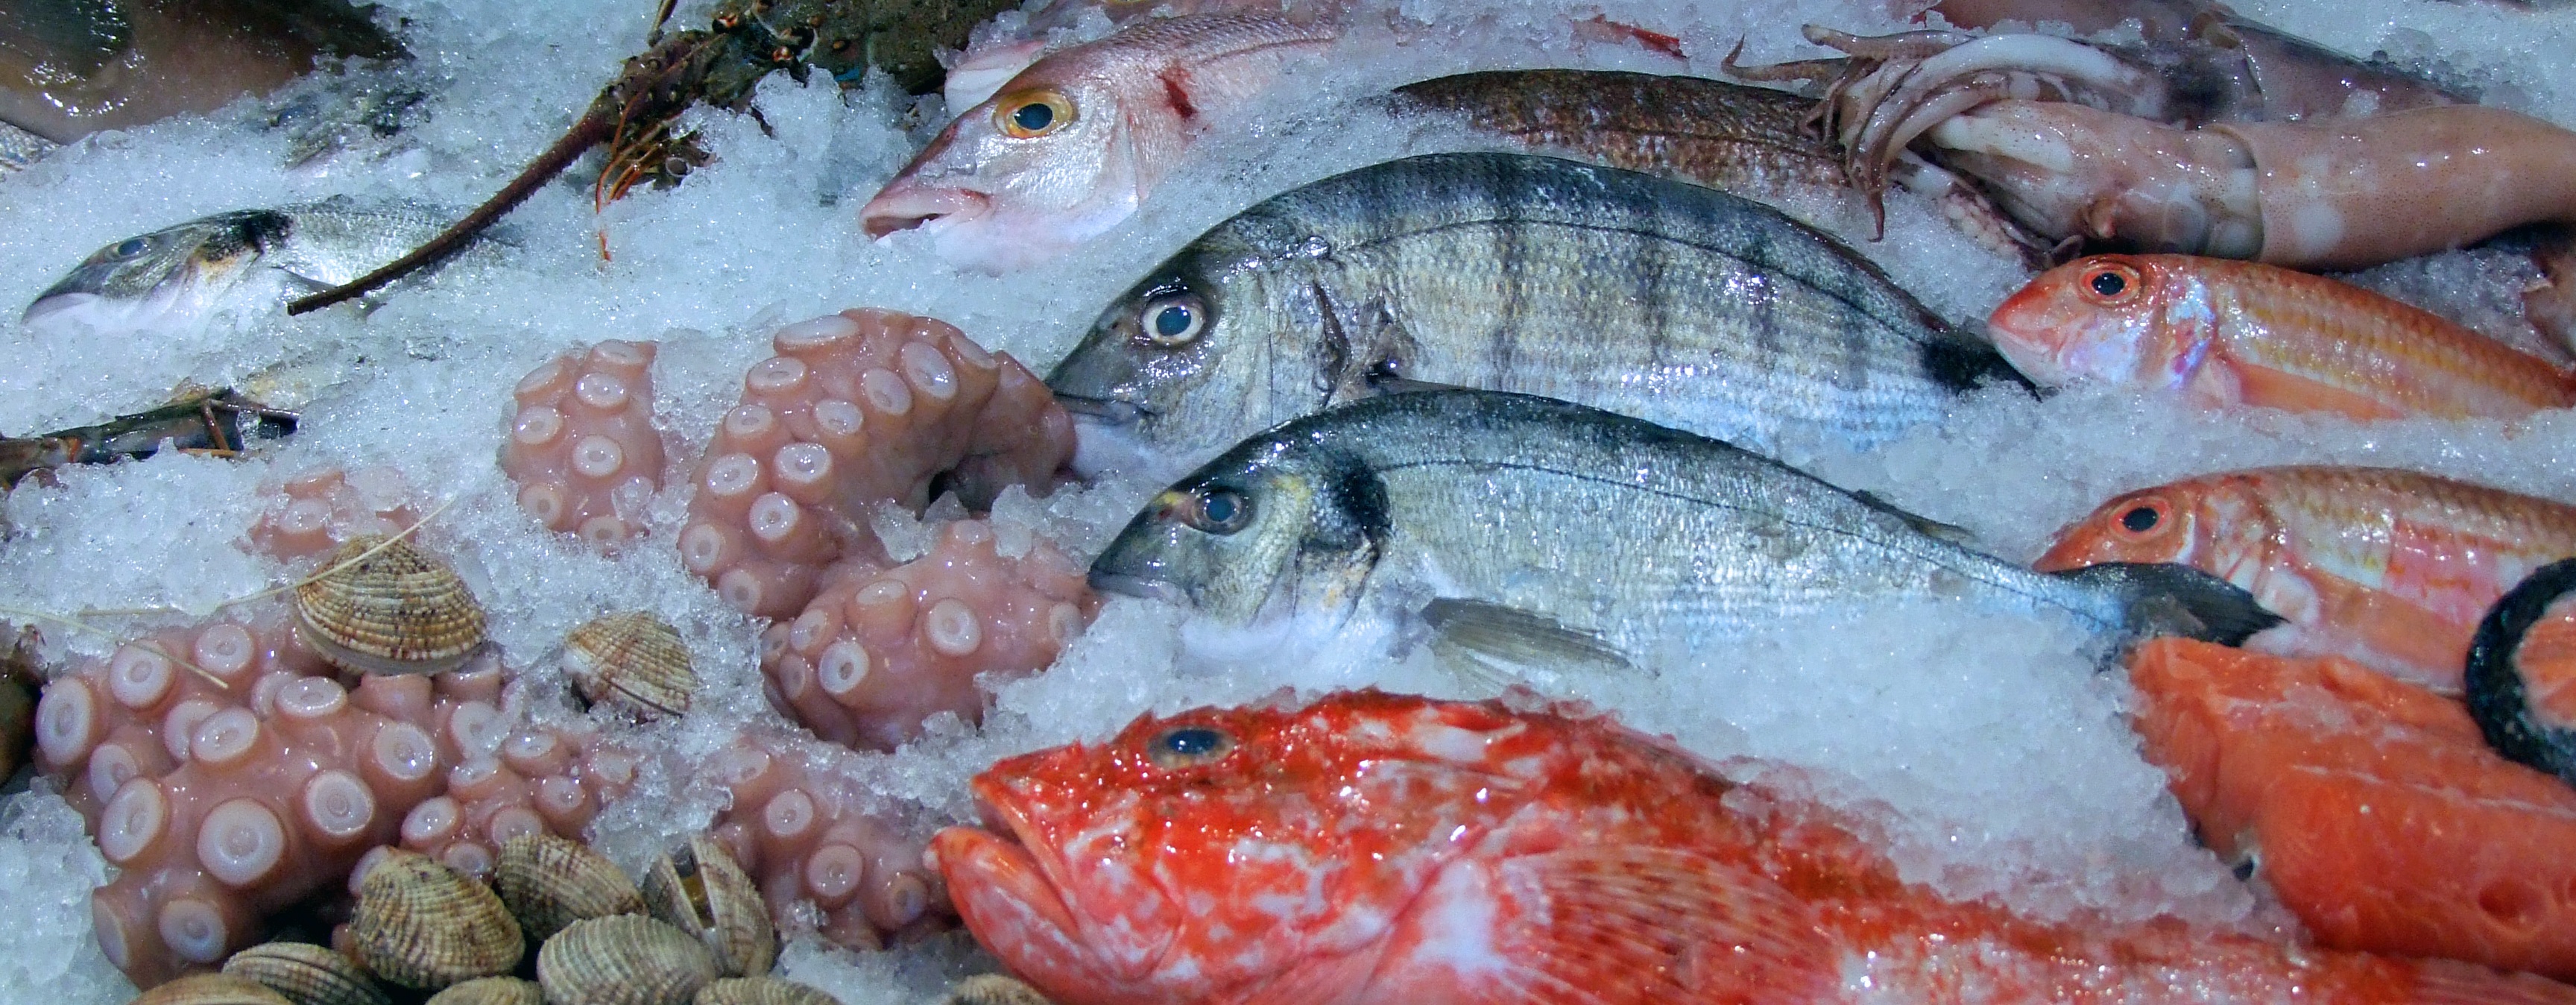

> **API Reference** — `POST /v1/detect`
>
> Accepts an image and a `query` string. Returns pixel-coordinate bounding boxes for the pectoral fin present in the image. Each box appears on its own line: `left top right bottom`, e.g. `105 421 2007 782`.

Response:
1418 598 1641 688
1852 489 1977 546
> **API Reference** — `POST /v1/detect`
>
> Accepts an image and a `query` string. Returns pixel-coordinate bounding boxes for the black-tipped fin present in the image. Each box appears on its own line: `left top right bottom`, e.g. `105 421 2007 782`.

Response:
2466 558 2576 787
2051 561 2283 647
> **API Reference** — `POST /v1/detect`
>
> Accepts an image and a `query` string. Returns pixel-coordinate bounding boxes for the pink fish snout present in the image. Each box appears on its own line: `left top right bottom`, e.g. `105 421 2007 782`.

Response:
860 183 994 239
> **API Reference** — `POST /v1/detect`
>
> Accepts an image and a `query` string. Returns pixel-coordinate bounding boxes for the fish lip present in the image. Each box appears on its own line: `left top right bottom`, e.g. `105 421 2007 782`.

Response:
1088 570 1184 604
20 290 101 324
859 185 992 239
956 778 1133 976
1052 393 1145 425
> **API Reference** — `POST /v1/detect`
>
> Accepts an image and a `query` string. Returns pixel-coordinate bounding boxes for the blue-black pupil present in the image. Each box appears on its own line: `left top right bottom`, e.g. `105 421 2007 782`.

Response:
2121 505 2159 532
1161 727 1223 757
116 238 146 257
1152 303 1193 338
1012 102 1054 133
2089 270 2126 297
1201 491 1237 525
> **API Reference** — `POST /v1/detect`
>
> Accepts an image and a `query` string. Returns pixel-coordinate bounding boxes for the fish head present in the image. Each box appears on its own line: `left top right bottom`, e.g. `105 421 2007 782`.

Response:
1088 430 1388 633
2035 481 2211 573
1986 255 2184 389
860 65 1146 271
23 210 288 330
932 690 1548 1003
1049 253 1275 466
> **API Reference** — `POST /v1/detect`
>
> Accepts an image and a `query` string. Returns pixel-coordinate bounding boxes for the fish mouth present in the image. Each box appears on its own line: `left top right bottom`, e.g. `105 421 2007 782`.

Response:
1087 570 1186 605
859 185 993 239
933 779 1149 991
1052 393 1145 425
21 289 104 324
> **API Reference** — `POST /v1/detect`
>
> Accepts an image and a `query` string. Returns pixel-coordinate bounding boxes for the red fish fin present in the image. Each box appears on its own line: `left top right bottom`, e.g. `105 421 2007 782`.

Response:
1365 844 1834 1004
2408 960 2576 1004
2212 356 2409 419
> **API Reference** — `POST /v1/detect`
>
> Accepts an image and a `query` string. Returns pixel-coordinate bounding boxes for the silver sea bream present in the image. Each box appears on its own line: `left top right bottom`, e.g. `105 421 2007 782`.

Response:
24 195 467 333
1045 151 2028 472
1090 389 2278 680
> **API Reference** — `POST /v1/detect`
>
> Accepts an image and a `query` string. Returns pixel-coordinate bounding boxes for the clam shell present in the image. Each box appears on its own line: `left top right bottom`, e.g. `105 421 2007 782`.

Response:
941 976 1053 1005
295 535 487 675
692 977 842 1005
221 942 390 1005
641 836 775 977
423 977 542 1005
564 612 696 719
535 914 719 1005
495 834 644 943
127 974 294 1005
350 849 524 989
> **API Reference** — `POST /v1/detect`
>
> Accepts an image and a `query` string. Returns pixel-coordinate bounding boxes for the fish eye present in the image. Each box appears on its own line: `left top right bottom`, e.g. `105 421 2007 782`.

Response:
2115 497 2169 537
112 237 148 259
995 89 1076 139
2080 261 2141 305
1138 292 1208 347
1146 725 1234 768
1182 486 1252 534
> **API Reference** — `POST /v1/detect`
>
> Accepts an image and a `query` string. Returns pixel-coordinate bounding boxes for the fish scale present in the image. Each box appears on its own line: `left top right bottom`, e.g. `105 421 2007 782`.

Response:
1048 152 2026 469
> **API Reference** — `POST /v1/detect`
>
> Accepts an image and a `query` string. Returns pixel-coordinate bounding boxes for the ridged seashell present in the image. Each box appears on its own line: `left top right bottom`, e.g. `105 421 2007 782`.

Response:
351 849 524 989
127 973 294 1005
941 975 1053 1005
641 836 775 977
221 942 391 1005
495 834 644 943
536 914 720 1005
423 977 542 1005
563 612 697 719
692 977 842 1005
295 535 487 675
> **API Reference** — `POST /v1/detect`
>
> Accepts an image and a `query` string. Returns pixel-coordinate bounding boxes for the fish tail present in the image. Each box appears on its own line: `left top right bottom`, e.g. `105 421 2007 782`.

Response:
2050 561 2283 646
2405 959 2576 1004
2465 557 2576 787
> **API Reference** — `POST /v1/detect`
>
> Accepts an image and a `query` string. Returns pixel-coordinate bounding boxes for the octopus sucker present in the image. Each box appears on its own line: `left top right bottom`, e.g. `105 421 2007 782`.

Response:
499 341 670 549
697 734 951 950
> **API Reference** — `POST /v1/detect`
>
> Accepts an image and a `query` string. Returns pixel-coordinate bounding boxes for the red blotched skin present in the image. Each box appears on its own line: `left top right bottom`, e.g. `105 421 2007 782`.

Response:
762 519 1096 752
2129 638 2576 981
1988 254 2576 419
700 734 951 950
32 607 628 989
676 309 1073 620
500 340 669 550
2036 466 2576 691
247 466 421 562
933 690 2576 1005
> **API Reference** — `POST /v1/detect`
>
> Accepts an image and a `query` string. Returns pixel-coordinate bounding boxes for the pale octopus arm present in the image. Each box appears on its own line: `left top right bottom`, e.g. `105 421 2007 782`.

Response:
500 340 669 550
700 735 953 950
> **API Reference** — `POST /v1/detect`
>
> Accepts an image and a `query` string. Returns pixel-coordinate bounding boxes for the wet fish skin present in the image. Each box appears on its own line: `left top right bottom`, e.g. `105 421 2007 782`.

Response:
859 13 1338 272
23 195 467 331
1988 253 2576 418
1046 151 2027 470
1089 388 2276 670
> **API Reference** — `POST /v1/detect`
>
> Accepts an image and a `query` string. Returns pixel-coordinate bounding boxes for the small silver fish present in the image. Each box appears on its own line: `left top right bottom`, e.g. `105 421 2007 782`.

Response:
1089 389 2277 680
1045 152 2026 474
23 196 466 331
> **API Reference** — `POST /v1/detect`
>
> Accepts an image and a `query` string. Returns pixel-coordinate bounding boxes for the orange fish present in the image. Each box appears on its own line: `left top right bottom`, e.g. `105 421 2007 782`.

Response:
1986 254 2575 418
2036 465 2576 690
2129 637 2576 982
930 689 2576 1004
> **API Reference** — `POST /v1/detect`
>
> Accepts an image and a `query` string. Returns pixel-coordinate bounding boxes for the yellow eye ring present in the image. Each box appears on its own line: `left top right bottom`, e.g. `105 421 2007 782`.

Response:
994 89 1076 139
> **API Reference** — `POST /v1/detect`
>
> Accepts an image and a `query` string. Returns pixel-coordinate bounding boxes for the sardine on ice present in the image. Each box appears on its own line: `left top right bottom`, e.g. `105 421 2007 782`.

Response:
1089 388 2276 681
24 196 470 333
1046 152 2027 473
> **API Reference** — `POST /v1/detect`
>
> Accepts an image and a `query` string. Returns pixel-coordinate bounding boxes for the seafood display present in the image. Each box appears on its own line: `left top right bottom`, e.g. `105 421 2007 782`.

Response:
1988 254 2576 418
1090 389 2276 679
932 689 2576 1004
12 0 2576 1002
1047 152 2021 468
2036 466 2576 690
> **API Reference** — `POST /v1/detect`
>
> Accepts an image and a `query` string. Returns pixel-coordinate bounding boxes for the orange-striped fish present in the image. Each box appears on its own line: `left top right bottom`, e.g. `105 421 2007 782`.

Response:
2036 466 2576 690
931 689 2576 1004
1987 254 2575 418
2129 637 2576 983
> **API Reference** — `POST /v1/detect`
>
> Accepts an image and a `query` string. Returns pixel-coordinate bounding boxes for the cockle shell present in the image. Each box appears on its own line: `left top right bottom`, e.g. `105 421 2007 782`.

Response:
423 977 542 1005
563 612 697 719
692 977 842 1005
350 850 524 989
535 914 720 1005
294 535 487 675
941 975 1052 1005
126 973 294 1005
641 836 775 977
494 833 644 943
220 942 391 1005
